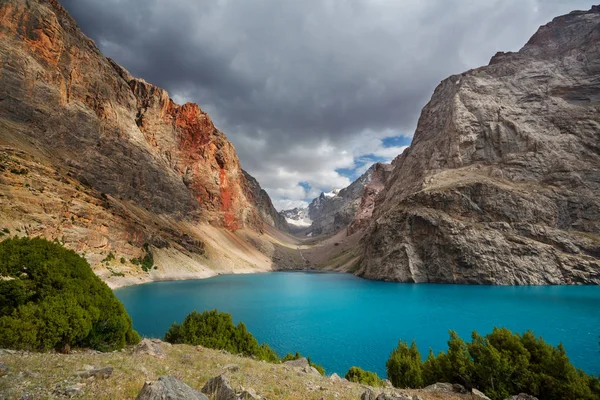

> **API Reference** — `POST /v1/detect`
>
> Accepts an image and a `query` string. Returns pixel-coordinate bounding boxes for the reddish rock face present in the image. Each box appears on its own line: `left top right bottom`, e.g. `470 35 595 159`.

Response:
0 0 263 232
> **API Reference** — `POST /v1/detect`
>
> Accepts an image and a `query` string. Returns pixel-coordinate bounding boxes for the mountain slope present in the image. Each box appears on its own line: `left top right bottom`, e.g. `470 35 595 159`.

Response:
359 6 600 284
0 0 289 286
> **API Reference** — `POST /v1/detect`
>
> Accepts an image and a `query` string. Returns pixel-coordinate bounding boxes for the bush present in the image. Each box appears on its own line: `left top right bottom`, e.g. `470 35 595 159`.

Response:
386 340 424 388
164 309 279 362
345 366 384 386
386 328 600 400
0 237 140 352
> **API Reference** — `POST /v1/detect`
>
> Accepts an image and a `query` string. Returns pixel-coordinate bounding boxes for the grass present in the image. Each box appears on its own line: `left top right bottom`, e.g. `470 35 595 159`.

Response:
0 343 468 400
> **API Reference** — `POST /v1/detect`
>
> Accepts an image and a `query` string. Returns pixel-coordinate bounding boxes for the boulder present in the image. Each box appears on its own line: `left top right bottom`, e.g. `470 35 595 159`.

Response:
505 394 539 400
134 339 166 359
239 387 260 399
201 374 238 400
136 376 208 400
422 383 454 393
361 388 376 400
75 366 113 379
329 373 342 382
223 364 240 373
283 357 309 368
473 388 492 400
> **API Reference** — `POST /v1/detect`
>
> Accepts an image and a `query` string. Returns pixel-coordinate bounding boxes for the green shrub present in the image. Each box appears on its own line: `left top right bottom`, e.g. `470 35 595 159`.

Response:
164 309 279 362
387 328 600 400
345 366 384 386
386 340 424 388
0 237 140 352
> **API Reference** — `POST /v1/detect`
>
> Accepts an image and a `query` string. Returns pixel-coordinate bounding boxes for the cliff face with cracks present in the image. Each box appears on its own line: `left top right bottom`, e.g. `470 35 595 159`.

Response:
359 6 600 285
0 0 283 286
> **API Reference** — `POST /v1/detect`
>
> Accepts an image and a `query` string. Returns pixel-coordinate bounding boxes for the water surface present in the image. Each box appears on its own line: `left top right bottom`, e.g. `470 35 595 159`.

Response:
115 272 600 377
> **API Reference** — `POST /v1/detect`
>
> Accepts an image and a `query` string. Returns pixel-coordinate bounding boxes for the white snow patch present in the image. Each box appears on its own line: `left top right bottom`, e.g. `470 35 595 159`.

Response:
285 217 312 228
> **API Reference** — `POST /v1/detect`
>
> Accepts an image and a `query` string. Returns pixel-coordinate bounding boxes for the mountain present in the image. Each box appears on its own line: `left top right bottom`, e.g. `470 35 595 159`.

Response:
286 162 391 237
242 170 289 232
0 0 287 286
359 6 600 284
280 207 312 232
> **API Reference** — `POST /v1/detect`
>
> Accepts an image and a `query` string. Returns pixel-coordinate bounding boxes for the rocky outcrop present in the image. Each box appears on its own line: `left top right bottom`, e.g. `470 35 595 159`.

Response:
136 376 209 400
359 6 600 285
201 375 238 400
347 163 394 235
0 0 284 282
297 163 391 236
242 170 289 232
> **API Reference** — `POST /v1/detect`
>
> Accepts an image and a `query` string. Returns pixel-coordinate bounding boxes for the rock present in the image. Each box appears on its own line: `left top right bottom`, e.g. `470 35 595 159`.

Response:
423 383 454 393
473 388 492 400
283 357 310 368
65 383 86 397
201 374 238 400
302 365 322 376
361 388 376 400
359 5 600 285
134 339 166 359
239 387 260 399
452 383 467 394
375 393 411 400
505 394 539 400
136 376 208 400
329 373 342 382
0 364 8 376
222 364 240 373
75 366 113 379
383 379 393 388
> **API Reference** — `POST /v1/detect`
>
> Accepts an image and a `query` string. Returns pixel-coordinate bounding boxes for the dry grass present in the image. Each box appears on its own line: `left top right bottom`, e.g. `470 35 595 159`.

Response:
0 343 469 400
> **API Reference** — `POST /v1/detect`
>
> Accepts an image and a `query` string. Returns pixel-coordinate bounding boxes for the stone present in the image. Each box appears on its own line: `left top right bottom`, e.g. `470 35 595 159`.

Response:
361 388 377 400
358 6 600 285
75 366 113 379
505 394 539 400
239 387 260 399
201 374 238 400
329 372 342 382
302 365 323 376
283 357 310 368
0 364 8 377
423 383 454 393
136 376 208 400
473 388 492 400
134 339 166 359
65 383 86 397
383 379 393 388
222 363 240 373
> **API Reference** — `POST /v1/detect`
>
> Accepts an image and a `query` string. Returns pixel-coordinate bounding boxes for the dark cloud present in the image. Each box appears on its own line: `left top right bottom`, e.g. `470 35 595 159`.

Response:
61 0 596 209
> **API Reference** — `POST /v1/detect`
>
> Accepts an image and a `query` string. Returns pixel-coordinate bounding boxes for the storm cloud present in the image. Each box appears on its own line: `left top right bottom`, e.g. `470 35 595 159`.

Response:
61 0 595 210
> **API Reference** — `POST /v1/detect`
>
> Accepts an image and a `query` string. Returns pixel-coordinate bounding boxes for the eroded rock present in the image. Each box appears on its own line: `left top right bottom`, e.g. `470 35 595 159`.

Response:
136 376 208 400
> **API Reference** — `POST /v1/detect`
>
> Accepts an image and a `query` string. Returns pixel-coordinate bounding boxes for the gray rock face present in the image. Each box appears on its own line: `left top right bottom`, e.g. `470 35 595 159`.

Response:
306 162 391 236
359 6 600 285
243 170 289 232
361 388 377 400
136 376 208 400
201 375 238 400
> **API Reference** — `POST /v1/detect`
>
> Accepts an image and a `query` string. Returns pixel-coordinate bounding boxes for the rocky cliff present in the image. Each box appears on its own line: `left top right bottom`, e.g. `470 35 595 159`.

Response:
359 6 600 284
305 163 391 236
0 0 285 286
242 170 289 232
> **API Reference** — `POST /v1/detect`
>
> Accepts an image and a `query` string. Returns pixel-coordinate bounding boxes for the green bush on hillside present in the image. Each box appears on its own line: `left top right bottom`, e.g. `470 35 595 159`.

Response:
345 366 385 386
386 327 600 400
0 237 140 352
164 309 279 362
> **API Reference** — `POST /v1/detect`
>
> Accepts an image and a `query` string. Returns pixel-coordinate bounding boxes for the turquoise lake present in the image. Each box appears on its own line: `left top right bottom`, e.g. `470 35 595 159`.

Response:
114 272 600 377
